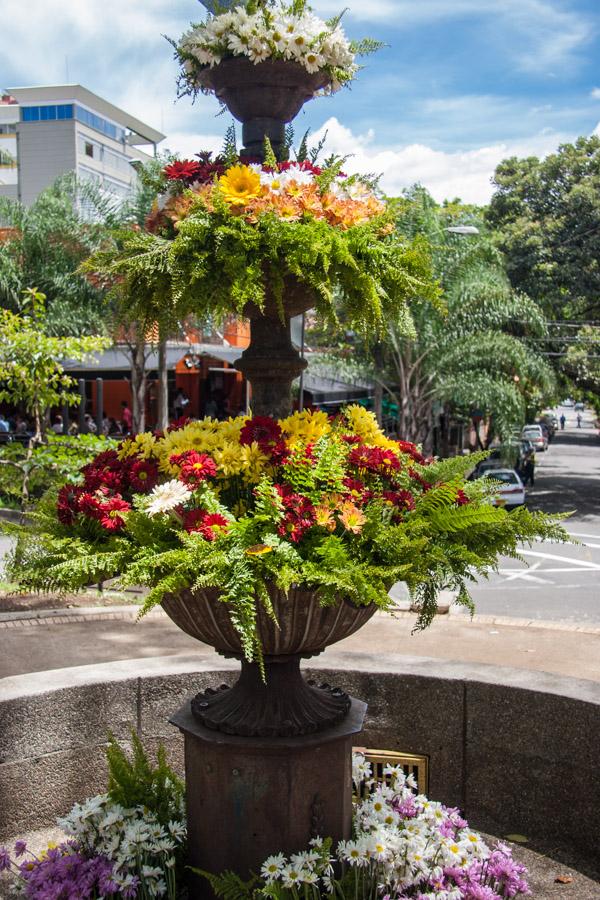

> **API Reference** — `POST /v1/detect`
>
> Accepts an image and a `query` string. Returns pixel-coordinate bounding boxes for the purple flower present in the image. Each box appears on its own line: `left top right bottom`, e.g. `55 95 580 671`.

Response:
13 840 27 858
0 847 11 872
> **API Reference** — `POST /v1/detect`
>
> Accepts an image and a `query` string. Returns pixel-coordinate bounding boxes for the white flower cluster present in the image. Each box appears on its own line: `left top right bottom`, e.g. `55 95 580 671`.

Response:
58 794 186 899
260 754 496 899
178 3 357 92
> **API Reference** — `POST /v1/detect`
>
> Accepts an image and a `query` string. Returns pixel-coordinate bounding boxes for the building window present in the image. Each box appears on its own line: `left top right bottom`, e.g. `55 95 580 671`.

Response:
84 142 94 158
21 104 73 123
75 106 125 143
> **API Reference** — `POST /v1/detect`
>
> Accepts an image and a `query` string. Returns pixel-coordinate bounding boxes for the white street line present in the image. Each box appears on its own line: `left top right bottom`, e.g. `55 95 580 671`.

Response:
519 549 600 570
503 563 552 585
499 567 599 574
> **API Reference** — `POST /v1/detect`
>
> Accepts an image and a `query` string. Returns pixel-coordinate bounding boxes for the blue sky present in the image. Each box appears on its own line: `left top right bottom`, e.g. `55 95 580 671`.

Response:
3 0 600 203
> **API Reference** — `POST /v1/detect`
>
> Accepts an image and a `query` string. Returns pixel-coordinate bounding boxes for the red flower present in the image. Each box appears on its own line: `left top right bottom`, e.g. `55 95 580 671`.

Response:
240 416 282 448
57 484 85 525
341 434 361 445
408 469 432 492
348 445 400 474
170 451 217 487
130 460 159 493
383 489 416 511
183 509 229 540
456 489 470 506
278 160 322 176
81 450 127 492
396 440 427 465
166 416 190 433
275 491 316 543
98 496 131 532
163 160 202 182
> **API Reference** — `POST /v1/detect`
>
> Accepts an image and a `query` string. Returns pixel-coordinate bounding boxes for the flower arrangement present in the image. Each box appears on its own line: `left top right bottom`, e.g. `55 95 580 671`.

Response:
201 753 530 899
8 406 567 664
175 0 380 97
84 146 436 340
0 736 186 900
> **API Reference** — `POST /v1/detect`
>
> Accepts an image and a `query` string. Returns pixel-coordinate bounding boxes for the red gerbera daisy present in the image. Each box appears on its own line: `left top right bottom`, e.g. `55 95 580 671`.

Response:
183 509 229 540
163 160 203 182
239 416 282 448
130 460 159 493
170 451 217 488
98 496 131 532
57 484 85 525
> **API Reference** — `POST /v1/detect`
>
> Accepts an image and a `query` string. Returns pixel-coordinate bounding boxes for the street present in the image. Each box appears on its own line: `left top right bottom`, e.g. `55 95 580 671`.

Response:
467 405 600 623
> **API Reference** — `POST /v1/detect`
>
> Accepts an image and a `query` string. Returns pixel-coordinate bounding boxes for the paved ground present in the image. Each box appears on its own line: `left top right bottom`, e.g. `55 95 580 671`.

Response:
468 404 600 623
1 605 599 681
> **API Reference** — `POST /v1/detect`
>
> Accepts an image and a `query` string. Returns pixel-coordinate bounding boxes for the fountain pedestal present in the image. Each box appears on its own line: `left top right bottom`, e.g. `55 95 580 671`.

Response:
171 698 366 891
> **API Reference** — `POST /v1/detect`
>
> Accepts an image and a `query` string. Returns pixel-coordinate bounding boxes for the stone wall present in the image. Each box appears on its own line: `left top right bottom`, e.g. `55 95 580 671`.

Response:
0 654 598 862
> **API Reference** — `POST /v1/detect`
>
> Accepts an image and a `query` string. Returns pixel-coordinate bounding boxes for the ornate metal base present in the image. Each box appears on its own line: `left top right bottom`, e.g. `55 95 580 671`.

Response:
191 655 351 737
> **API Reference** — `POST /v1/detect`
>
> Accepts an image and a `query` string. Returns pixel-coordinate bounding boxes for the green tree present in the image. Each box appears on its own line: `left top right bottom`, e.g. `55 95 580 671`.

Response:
486 136 600 322
0 175 121 336
0 289 109 441
316 188 555 448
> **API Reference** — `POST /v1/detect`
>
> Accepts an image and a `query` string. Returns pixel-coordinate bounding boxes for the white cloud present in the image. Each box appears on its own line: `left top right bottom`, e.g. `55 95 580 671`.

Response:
303 117 574 205
591 88 600 100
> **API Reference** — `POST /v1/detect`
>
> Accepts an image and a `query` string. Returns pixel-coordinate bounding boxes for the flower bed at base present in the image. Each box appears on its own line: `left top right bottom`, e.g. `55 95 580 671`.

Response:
3 407 568 665
0 749 529 900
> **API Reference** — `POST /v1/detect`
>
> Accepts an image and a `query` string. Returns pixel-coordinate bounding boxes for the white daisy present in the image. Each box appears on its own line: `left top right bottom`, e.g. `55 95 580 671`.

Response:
146 481 192 517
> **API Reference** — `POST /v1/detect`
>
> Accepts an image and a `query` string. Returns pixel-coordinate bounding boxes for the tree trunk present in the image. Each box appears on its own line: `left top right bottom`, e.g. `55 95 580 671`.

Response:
130 332 147 434
157 335 169 431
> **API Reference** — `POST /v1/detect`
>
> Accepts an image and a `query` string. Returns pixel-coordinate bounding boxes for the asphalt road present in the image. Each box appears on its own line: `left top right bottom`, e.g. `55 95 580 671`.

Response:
467 405 600 624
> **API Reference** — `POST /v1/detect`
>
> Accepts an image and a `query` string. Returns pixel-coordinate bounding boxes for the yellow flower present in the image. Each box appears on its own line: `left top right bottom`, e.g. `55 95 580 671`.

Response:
158 422 221 473
217 416 247 444
280 409 331 445
213 441 248 477
121 432 157 460
339 500 366 534
239 441 270 482
218 165 261 205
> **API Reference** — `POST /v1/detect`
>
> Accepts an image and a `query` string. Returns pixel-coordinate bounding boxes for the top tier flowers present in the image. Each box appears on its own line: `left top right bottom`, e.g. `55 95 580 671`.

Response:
152 157 385 234
175 1 375 96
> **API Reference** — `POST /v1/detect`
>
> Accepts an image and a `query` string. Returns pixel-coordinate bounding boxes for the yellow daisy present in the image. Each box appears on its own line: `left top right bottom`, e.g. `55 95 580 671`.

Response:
280 409 331 445
239 441 270 482
218 165 261 205
213 441 248 478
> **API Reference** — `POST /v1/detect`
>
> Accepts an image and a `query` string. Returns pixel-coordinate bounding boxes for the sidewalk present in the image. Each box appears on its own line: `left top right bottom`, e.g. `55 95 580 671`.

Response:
1 604 599 682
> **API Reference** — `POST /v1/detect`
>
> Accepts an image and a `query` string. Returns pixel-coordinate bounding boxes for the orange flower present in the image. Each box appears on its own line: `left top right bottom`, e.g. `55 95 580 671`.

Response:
339 501 367 534
314 504 336 531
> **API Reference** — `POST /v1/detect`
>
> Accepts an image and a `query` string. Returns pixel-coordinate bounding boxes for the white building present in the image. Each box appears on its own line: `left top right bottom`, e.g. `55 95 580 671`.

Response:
0 84 165 206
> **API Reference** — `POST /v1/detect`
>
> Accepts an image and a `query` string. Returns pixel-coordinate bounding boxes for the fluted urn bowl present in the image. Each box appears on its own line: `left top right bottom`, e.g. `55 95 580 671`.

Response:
196 57 331 158
162 586 377 737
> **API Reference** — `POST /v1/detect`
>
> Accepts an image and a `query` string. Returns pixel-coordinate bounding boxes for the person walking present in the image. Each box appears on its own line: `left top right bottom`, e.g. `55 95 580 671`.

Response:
0 413 9 433
121 400 133 435
521 449 535 487
560 414 566 430
576 412 582 428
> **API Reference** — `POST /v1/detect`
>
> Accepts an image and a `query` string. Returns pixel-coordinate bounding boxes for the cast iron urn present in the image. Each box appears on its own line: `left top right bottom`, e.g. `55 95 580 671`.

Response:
162 586 376 737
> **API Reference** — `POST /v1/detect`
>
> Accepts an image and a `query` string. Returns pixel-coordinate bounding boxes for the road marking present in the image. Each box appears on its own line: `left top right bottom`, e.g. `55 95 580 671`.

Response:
519 549 600 569
499 567 599 574
502 562 553 585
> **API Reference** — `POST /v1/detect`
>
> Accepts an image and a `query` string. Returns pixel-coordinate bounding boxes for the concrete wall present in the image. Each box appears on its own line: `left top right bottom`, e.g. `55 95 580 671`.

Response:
16 120 77 205
0 655 598 864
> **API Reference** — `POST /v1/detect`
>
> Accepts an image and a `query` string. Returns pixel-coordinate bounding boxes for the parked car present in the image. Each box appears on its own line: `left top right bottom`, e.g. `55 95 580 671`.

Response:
574 401 585 411
562 398 574 407
521 424 547 451
477 468 526 510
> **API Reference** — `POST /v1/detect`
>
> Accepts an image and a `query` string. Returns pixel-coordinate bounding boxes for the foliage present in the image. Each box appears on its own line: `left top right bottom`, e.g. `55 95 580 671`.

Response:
0 434 117 508
83 157 438 341
315 187 555 446
6 407 569 661
486 136 600 324
0 295 109 439
106 730 185 828
0 175 122 337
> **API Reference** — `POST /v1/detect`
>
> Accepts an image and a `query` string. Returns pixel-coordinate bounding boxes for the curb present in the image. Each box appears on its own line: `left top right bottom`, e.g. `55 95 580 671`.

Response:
0 604 163 628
